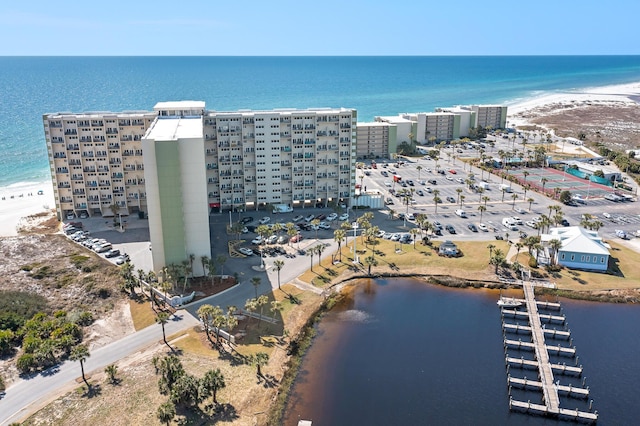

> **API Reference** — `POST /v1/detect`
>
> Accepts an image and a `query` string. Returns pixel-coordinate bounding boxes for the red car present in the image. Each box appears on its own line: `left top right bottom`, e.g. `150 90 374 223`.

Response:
290 234 304 243
449 169 457 174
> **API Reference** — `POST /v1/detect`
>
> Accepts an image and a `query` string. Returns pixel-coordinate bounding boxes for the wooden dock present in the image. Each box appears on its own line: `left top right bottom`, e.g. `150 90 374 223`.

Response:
503 323 571 340
500 281 597 422
506 356 583 376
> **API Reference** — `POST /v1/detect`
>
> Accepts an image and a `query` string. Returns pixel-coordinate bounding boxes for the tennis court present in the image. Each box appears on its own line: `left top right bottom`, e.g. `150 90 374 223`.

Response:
505 167 613 200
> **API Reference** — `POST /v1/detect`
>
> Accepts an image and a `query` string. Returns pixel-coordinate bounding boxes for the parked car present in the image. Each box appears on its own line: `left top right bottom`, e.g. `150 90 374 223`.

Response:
251 236 263 245
79 212 89 219
305 214 315 222
238 247 254 256
105 249 121 258
386 197 394 205
290 234 303 243
258 216 271 224
446 196 456 203
428 179 437 185
456 178 464 184
478 223 489 232
315 214 326 221
241 217 254 224
449 169 457 174
526 221 538 229
406 213 415 220
95 243 113 253
445 225 456 234
292 215 304 222
266 235 278 244
467 223 478 232
327 213 338 221
339 213 349 221
416 189 424 196
115 254 129 265
514 207 526 214
276 235 289 244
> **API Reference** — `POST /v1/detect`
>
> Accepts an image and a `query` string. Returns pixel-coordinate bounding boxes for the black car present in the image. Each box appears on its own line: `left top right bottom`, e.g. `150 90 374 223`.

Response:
428 179 437 185
241 217 254 224
315 214 326 220
445 225 456 234
246 225 256 233
560 219 570 226
467 223 478 232
446 196 456 203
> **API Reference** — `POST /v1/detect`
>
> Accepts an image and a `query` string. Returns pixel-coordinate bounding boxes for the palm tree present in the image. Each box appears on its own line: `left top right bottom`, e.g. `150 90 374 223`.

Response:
305 247 314 271
155 312 170 347
197 304 215 343
416 165 423 180
511 193 518 208
216 255 227 278
70 344 91 390
478 205 486 222
482 195 490 206
250 276 261 299
157 401 176 426
527 197 534 211
456 188 463 204
200 368 226 406
104 364 118 385
364 255 378 275
273 259 285 289
522 170 530 183
409 228 420 248
311 219 321 240
514 242 524 263
315 244 326 268
549 238 563 266
541 177 549 192
501 188 507 202
487 243 496 258
491 248 505 274
249 352 270 377
334 229 346 262
256 295 269 327
459 195 465 207
433 196 442 214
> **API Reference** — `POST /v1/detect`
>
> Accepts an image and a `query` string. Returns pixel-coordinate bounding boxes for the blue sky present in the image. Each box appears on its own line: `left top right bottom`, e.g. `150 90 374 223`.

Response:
1 0 638 55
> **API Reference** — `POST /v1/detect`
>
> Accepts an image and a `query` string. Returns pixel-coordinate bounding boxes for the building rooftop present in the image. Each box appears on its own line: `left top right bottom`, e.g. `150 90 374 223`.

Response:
145 116 203 141
357 121 394 127
541 226 610 256
153 101 206 111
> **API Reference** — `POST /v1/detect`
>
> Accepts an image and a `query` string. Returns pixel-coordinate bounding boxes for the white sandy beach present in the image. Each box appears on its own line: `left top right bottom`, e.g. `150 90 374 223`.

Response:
0 181 56 236
507 81 640 127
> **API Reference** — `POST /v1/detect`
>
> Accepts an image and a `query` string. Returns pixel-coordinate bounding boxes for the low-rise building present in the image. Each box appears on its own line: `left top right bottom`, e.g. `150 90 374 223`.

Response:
541 226 610 271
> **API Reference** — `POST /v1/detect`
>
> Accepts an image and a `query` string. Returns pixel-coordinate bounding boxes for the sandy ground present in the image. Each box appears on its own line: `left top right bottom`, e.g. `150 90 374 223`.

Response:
0 181 56 236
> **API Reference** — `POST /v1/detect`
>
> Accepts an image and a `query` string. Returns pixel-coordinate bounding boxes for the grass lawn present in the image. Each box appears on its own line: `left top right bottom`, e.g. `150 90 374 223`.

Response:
298 238 511 287
128 297 157 331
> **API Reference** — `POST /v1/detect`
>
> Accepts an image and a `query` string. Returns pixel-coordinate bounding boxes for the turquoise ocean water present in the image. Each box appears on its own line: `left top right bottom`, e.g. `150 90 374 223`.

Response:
1 56 640 188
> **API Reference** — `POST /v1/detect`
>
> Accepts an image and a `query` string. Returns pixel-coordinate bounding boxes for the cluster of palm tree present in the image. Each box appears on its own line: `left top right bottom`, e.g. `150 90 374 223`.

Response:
487 244 507 274
579 213 604 231
306 244 327 271
197 304 239 346
154 354 226 424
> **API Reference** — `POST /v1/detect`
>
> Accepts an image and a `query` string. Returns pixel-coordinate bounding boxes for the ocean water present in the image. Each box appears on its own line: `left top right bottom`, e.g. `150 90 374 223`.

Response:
283 278 640 425
2 56 640 188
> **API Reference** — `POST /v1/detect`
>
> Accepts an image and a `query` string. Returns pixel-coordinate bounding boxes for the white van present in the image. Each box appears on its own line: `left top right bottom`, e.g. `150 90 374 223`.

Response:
502 217 515 227
273 204 293 213
455 209 467 218
500 184 513 193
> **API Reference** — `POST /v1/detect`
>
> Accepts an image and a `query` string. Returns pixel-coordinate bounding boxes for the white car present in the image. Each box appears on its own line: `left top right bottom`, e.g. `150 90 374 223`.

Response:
390 233 401 241
259 216 271 224
514 207 526 214
511 216 523 225
318 222 331 230
238 247 254 256
532 216 543 223
66 213 75 220
603 212 612 219
339 213 349 221
478 223 489 232
327 213 338 221
406 213 415 220
446 175 453 181
241 226 249 233
456 178 464 184
266 235 278 244
305 214 315 222
292 215 304 222
251 236 263 245
384 181 392 187
526 221 538 229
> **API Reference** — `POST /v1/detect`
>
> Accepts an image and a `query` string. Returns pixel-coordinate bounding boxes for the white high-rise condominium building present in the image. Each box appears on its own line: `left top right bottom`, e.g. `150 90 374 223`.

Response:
43 102 357 273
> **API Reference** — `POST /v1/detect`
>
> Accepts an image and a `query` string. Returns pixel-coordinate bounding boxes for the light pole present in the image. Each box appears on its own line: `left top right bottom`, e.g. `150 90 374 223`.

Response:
352 221 359 264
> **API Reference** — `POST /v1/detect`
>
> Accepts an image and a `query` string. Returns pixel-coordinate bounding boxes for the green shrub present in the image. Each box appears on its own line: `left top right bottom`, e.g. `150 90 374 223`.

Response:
30 265 53 279
528 256 538 268
69 255 89 269
0 291 49 331
0 329 15 355
16 353 36 373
